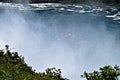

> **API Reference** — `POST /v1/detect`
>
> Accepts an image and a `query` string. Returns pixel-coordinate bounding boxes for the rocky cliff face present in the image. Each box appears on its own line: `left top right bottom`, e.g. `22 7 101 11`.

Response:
29 0 62 3
0 0 29 3
0 0 120 5
61 0 120 4
0 0 62 3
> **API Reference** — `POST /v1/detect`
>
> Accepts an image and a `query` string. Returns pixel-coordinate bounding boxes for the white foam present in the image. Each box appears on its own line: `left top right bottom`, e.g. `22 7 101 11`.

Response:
74 5 83 8
106 11 120 22
29 3 60 8
0 2 60 10
0 2 120 23
113 16 120 21
75 10 86 13
66 9 74 12
59 8 64 11
106 14 117 18
111 7 118 11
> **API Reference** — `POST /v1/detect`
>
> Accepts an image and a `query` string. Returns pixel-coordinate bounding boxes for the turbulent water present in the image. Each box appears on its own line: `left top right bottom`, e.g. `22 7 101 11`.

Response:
0 2 120 80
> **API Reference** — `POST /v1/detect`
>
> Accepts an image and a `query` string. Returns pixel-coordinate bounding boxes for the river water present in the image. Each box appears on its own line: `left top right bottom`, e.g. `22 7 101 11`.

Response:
0 2 120 80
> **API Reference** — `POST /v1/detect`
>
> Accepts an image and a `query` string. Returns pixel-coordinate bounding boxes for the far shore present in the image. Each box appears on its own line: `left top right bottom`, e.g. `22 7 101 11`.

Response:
0 1 120 7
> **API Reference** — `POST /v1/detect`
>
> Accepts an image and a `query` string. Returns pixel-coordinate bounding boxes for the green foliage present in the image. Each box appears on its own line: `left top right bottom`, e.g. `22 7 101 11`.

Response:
81 65 120 80
1 45 120 80
0 45 68 80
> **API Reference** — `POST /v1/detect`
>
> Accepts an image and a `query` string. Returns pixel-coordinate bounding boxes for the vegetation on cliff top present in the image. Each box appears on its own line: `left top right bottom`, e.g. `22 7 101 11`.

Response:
0 45 120 80
0 45 68 80
81 65 120 80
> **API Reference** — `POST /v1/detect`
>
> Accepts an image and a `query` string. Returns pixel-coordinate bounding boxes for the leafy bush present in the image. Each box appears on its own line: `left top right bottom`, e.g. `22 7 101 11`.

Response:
1 45 120 80
0 45 68 80
81 65 120 80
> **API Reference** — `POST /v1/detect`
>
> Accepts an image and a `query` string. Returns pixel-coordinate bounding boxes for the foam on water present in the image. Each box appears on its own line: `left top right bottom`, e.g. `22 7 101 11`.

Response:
106 11 120 22
0 2 119 17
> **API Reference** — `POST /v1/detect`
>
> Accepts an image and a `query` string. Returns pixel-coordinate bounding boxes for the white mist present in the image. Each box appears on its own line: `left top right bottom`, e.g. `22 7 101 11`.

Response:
0 8 120 80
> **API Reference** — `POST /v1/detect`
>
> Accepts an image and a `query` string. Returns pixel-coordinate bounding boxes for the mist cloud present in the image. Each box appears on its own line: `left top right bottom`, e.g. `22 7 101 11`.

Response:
0 9 120 80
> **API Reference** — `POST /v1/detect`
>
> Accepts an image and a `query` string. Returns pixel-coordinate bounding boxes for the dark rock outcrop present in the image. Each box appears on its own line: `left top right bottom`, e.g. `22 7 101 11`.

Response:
0 0 62 3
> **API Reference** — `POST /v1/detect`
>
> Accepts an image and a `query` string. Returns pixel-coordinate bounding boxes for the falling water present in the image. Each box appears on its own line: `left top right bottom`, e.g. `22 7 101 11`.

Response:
0 2 120 80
